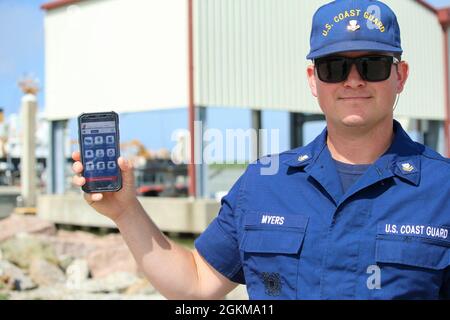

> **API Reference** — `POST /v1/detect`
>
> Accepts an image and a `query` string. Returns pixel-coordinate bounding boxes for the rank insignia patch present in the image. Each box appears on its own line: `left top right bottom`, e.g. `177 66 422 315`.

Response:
401 162 414 172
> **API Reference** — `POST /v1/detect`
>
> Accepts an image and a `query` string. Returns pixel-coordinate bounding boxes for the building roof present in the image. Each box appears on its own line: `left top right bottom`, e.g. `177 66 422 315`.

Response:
41 0 440 12
41 0 450 28
41 0 84 10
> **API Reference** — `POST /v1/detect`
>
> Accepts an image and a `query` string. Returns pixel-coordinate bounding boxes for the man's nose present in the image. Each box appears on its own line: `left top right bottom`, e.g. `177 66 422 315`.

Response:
343 64 365 88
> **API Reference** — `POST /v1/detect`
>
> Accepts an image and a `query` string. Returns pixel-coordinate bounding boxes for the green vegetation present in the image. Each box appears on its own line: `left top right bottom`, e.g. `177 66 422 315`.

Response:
168 233 196 249
0 293 10 300
209 163 249 170
56 224 119 236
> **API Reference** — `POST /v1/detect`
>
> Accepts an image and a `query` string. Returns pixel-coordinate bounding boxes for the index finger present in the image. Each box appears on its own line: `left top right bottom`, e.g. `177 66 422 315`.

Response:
72 151 81 161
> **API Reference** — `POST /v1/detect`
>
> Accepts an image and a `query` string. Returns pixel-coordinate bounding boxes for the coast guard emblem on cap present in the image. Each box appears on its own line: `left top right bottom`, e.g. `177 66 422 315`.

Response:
347 20 360 32
261 272 282 296
401 163 415 173
306 0 403 60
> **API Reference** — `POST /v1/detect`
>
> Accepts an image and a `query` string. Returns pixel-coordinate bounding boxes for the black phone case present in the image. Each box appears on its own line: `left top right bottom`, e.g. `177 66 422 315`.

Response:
78 111 122 193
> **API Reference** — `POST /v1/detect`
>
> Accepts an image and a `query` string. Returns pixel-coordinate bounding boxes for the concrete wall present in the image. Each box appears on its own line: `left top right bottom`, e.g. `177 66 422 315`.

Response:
0 187 20 219
37 194 220 233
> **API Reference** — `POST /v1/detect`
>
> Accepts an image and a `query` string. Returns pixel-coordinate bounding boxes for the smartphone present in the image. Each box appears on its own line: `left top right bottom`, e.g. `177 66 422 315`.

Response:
78 111 122 193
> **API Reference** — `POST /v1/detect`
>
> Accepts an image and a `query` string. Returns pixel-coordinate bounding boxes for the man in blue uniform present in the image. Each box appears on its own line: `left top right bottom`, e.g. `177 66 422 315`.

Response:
72 0 450 299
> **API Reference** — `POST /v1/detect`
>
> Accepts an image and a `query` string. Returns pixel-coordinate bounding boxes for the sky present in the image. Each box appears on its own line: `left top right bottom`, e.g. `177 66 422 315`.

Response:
0 0 45 114
1 0 449 156
427 0 450 7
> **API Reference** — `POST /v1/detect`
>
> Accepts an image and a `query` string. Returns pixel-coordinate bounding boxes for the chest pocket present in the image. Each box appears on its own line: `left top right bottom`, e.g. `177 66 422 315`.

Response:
239 213 309 299
374 234 450 299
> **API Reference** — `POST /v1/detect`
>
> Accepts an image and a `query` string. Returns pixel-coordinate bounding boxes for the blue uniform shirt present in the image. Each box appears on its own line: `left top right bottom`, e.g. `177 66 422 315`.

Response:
195 120 450 299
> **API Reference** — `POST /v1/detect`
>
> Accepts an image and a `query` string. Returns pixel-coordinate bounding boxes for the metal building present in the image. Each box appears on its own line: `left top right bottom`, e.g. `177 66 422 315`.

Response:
39 0 450 229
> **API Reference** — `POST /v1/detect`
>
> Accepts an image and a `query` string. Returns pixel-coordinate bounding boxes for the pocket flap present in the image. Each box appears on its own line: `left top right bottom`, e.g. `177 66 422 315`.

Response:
376 238 450 270
241 213 308 254
241 229 306 254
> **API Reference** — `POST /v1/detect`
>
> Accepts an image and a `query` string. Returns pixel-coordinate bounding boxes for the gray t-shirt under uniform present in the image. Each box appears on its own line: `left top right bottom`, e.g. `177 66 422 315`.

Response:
333 159 371 194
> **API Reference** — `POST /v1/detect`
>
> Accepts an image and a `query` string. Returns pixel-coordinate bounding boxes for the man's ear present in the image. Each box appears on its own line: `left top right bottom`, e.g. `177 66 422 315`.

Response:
307 64 318 97
396 61 409 93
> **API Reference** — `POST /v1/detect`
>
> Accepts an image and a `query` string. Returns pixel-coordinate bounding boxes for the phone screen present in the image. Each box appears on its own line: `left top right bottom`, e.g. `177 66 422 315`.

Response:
78 112 122 192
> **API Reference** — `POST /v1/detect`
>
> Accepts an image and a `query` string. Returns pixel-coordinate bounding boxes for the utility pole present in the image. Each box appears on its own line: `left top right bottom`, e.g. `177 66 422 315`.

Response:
18 76 39 211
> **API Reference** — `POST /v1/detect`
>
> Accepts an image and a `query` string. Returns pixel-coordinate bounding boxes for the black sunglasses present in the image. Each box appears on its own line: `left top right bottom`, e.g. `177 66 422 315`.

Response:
314 55 400 83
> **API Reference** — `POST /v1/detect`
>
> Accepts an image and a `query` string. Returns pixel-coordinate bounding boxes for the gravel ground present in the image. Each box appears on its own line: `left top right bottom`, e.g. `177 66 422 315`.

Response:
3 284 248 300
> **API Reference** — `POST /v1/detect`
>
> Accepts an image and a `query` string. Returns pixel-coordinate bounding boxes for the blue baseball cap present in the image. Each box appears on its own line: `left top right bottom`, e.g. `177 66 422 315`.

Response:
307 0 403 60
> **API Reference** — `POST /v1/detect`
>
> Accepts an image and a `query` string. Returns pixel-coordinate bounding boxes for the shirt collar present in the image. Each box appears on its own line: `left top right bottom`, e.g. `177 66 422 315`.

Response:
283 126 327 169
284 120 422 186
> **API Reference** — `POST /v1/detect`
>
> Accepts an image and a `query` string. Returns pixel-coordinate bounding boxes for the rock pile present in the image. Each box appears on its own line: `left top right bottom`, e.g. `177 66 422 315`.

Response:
0 214 248 300
0 214 160 300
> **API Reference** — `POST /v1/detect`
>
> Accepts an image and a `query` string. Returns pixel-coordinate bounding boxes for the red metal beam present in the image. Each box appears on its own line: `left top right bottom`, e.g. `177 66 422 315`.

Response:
438 8 450 157
41 0 83 10
444 29 450 157
414 0 438 14
187 0 197 197
438 7 450 27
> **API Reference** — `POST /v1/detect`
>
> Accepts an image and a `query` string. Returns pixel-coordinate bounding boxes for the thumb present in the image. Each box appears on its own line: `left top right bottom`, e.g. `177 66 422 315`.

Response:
117 157 135 187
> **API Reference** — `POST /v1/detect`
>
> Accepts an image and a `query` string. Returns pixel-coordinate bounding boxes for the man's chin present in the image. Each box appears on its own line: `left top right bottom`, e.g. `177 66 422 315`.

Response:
340 116 368 128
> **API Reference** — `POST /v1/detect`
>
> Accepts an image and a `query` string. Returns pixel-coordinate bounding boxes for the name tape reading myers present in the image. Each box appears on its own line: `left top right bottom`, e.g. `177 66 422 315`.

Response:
380 223 449 241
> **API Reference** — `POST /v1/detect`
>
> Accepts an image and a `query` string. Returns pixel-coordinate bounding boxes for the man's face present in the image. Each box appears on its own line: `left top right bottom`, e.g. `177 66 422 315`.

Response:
306 51 409 130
